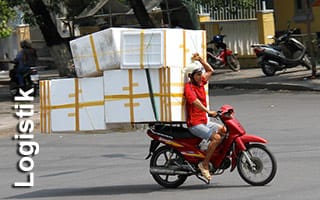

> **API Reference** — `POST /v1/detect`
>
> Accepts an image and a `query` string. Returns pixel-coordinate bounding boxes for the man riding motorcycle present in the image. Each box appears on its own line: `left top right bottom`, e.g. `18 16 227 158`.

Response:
13 39 37 87
183 53 227 180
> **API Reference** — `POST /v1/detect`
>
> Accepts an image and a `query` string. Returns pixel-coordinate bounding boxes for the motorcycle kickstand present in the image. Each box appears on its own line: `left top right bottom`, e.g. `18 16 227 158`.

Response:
185 161 210 184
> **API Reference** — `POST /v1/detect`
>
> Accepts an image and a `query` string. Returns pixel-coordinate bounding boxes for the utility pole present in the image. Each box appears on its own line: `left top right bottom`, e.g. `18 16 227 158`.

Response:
305 0 317 78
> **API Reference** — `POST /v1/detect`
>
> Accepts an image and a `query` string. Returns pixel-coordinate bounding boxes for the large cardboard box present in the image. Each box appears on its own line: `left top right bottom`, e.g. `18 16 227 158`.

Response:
120 28 206 69
40 77 105 133
70 27 131 77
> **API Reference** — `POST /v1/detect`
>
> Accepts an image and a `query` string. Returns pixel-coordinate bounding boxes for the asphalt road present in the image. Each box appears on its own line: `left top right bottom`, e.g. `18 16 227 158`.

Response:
1 88 320 200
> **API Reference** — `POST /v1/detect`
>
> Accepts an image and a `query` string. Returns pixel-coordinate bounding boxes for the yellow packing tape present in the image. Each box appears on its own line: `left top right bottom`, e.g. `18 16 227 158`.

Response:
40 80 51 134
140 30 144 69
89 35 101 72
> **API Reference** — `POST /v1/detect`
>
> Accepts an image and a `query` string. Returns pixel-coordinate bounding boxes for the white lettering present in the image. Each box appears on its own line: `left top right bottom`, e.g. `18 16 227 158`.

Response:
18 119 34 133
13 173 34 187
18 141 40 156
19 157 34 172
13 88 38 188
14 88 34 101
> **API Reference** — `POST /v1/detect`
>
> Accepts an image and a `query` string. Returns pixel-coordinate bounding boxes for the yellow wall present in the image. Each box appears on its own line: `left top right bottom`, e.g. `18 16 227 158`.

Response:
274 0 320 34
198 14 210 23
16 25 31 50
257 11 275 44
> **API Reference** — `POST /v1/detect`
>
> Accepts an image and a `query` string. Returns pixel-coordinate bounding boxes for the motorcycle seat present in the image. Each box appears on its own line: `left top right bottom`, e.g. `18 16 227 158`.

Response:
152 124 197 139
270 45 282 51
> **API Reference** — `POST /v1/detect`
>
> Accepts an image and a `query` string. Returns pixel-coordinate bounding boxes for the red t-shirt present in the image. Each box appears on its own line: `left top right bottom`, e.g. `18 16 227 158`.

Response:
184 78 208 127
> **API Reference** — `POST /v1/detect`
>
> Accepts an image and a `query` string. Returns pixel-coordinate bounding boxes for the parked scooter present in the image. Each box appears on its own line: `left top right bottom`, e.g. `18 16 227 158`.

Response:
145 104 277 188
9 61 39 98
251 28 312 76
207 28 240 71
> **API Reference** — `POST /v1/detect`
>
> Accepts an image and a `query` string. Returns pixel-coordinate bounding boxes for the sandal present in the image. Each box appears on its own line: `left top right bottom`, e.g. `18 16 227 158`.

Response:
198 162 211 180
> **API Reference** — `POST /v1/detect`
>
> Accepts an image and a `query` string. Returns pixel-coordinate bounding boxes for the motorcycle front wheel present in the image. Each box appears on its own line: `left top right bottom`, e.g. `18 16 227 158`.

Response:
237 143 277 186
226 54 240 71
150 146 188 188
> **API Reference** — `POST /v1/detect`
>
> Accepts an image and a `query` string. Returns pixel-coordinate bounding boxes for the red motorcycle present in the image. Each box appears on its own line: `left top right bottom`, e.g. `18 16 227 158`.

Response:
145 104 277 188
207 30 240 72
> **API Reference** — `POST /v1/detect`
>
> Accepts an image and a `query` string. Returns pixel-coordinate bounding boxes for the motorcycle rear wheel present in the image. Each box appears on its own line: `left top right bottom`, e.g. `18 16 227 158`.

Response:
302 54 312 70
237 143 277 186
150 146 188 188
261 63 277 76
226 54 240 71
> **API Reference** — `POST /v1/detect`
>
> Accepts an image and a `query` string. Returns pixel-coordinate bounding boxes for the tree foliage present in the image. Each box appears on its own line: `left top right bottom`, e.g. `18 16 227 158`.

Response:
0 0 97 38
0 0 16 38
1 0 258 75
1 0 258 38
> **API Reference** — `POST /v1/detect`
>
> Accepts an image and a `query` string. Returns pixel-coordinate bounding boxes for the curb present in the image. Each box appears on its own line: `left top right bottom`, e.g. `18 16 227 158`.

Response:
209 82 319 92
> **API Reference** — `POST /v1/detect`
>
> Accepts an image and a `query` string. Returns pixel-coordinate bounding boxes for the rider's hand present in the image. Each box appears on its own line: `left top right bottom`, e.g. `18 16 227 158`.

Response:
207 110 217 117
192 53 201 61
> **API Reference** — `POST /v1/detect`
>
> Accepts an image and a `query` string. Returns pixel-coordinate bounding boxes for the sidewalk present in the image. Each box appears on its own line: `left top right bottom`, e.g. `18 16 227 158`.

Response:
210 67 320 91
0 66 319 136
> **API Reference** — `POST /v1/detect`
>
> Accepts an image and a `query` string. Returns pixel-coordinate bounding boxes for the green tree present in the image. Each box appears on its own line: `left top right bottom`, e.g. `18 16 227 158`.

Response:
1 0 95 76
0 0 16 38
1 0 257 75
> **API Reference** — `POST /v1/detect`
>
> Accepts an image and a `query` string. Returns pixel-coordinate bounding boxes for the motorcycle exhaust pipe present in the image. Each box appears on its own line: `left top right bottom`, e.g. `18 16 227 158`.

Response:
267 60 279 66
150 167 192 175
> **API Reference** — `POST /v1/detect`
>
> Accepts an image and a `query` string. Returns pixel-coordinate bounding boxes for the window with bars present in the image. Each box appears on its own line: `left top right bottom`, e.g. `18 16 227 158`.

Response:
294 0 313 22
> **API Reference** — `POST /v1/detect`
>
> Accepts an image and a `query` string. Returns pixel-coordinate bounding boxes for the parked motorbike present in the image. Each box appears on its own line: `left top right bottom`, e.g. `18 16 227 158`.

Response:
9 63 39 98
251 28 312 76
145 104 277 188
207 29 240 71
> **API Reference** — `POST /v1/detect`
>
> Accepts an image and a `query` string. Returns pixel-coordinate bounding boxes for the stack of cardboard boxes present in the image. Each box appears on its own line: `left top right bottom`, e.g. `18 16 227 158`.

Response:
40 27 208 133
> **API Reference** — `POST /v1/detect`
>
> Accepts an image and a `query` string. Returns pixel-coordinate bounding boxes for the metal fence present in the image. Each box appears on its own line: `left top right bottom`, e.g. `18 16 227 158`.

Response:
202 20 259 56
194 0 264 21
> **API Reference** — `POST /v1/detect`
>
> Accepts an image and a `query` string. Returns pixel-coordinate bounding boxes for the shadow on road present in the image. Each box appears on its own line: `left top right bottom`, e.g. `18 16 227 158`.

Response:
6 183 251 199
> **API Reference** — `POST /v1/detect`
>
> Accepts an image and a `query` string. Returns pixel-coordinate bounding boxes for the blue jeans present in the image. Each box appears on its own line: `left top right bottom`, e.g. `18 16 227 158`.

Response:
188 122 220 140
16 65 30 86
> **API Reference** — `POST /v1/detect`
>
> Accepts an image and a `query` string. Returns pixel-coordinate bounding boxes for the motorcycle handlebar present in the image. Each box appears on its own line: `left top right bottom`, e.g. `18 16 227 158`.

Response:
208 110 222 118
210 110 234 120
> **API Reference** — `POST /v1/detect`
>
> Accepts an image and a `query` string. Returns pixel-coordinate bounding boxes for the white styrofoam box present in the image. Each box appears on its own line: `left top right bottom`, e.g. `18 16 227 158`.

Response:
184 29 207 64
103 67 209 123
70 27 133 77
163 28 206 67
120 28 206 69
153 67 186 122
40 77 105 133
121 29 164 69
103 69 160 123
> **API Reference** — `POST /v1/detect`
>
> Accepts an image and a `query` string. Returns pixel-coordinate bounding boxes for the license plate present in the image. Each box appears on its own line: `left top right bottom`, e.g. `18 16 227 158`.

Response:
31 74 39 81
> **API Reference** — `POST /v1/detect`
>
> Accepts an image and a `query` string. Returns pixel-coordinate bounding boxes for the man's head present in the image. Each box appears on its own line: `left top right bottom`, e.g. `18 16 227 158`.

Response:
183 62 203 84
